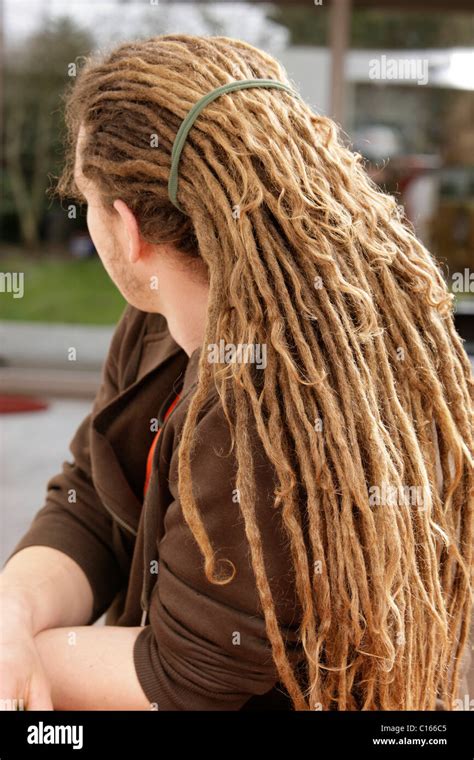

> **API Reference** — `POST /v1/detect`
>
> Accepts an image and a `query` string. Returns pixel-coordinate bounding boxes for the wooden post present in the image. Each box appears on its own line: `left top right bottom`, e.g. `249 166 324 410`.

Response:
329 0 352 126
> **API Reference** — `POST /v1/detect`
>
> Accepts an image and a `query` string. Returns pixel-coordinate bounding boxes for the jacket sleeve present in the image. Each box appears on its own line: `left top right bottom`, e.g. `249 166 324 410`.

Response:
133 400 302 710
3 304 135 624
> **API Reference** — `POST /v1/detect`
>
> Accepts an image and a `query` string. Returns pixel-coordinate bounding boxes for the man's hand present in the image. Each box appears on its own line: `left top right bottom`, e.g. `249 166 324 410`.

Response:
0 546 95 710
1 549 149 710
0 590 53 710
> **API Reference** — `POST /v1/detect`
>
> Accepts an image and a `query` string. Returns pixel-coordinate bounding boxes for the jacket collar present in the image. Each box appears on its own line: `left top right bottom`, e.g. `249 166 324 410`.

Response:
181 344 202 397
90 336 209 538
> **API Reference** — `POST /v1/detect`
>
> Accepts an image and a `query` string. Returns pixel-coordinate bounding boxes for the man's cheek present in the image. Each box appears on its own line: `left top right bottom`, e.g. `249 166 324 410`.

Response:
86 206 109 258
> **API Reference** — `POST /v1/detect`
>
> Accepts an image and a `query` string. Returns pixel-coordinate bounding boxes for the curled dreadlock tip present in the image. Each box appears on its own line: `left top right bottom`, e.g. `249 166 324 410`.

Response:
205 557 236 585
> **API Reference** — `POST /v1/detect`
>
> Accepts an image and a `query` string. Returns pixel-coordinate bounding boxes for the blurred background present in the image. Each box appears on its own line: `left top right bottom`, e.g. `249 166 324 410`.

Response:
1 1 474 572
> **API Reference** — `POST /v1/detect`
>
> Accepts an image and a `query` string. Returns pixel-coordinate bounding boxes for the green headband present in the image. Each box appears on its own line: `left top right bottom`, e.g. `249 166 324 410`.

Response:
168 78 301 214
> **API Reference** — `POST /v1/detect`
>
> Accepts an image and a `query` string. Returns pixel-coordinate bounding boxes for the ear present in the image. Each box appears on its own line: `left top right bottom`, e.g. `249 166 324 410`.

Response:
113 199 143 264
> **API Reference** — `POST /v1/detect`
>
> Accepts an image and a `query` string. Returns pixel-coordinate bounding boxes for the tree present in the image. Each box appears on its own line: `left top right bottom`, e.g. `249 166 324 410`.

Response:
4 18 94 247
268 6 474 49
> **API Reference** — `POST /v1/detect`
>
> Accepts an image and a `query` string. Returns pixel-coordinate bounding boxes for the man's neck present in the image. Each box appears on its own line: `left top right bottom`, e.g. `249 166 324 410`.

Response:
160 282 210 358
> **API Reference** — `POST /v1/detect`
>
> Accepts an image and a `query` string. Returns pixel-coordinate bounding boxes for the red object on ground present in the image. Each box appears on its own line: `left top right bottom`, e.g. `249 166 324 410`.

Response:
0 395 49 414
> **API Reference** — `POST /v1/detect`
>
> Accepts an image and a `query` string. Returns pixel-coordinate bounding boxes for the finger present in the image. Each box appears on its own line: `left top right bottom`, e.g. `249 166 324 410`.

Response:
0 676 22 710
26 677 54 711
0 694 22 710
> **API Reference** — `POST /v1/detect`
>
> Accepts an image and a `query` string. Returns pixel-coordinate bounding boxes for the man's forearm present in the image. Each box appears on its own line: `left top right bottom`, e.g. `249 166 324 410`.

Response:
34 625 150 710
1 547 94 635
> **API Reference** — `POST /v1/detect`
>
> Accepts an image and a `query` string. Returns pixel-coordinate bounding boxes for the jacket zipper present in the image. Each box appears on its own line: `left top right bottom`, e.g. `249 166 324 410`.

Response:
100 383 190 540
139 381 196 627
102 501 138 537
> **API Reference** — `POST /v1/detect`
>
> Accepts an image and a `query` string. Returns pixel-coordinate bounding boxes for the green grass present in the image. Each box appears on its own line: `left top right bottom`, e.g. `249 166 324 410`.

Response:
0 254 125 324
1 251 472 326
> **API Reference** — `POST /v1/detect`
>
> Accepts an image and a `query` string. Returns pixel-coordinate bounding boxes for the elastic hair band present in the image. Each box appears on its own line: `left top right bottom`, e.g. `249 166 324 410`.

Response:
168 78 301 214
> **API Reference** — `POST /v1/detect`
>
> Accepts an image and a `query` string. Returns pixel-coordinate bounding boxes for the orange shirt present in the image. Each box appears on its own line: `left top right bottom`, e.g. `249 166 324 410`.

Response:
143 392 181 497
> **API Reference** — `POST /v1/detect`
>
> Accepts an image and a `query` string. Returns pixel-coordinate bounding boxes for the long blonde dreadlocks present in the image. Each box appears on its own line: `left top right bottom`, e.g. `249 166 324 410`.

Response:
58 34 473 711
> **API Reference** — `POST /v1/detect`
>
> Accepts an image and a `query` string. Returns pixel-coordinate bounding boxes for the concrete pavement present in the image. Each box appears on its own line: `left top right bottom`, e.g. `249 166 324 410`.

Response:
0 321 114 398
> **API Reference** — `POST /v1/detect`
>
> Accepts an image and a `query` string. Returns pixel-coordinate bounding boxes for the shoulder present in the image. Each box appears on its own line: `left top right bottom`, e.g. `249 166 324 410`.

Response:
107 304 183 390
110 304 171 359
161 388 301 626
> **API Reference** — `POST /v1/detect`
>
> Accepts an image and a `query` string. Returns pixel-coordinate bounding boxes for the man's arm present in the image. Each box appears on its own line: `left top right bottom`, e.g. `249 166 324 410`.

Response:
34 625 150 711
0 549 94 710
28 396 297 713
1 547 93 636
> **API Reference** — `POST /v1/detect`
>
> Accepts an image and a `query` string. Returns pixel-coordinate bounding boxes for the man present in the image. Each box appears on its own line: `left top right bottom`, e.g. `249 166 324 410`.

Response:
1 34 472 711
0 129 299 710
